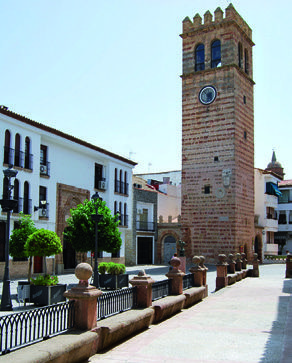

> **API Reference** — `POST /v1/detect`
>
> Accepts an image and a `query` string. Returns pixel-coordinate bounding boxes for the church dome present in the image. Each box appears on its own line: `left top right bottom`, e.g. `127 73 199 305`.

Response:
267 151 282 169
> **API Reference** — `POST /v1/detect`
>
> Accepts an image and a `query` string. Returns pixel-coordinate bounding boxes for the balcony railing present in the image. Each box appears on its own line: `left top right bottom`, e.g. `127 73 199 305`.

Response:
118 214 128 227
136 221 156 232
3 147 33 170
11 198 32 214
114 180 129 195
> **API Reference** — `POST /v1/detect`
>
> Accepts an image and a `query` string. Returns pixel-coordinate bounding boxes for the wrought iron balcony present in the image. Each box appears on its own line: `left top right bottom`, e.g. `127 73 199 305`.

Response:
136 221 156 232
114 180 129 195
3 146 33 170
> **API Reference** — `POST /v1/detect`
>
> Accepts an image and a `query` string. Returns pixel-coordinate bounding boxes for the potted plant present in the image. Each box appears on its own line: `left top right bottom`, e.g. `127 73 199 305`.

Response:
25 229 66 306
98 262 128 289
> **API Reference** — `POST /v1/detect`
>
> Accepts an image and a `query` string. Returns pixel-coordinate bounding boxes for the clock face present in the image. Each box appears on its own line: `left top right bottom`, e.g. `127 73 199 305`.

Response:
199 85 217 105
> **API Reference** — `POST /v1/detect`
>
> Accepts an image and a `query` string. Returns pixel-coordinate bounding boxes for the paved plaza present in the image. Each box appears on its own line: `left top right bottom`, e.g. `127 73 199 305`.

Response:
87 264 291 363
0 263 291 362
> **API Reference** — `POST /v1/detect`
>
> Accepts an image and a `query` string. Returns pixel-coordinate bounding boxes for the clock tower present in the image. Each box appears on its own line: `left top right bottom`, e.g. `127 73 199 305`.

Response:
181 4 255 262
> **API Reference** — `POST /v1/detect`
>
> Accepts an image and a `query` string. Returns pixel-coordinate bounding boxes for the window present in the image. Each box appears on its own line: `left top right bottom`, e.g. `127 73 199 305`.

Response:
244 49 249 74
195 44 205 71
2 177 9 200
244 131 247 140
124 203 128 226
214 156 219 162
243 96 246 104
40 145 47 166
204 185 210 194
111 250 120 258
23 181 30 214
238 42 243 68
211 40 221 68
14 134 21 167
94 163 104 189
4 130 11 164
279 190 289 203
24 137 31 169
278 213 286 224
39 186 47 204
13 179 20 213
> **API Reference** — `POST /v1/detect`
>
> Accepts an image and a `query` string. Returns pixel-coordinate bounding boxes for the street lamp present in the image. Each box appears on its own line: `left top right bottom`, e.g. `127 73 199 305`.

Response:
0 166 18 311
91 192 103 288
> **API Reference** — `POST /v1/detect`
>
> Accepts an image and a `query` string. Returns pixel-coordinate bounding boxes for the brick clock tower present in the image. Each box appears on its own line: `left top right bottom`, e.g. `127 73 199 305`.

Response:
181 4 255 262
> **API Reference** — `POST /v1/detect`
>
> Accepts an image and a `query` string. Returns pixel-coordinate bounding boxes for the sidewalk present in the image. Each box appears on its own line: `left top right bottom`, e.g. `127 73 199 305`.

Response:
88 264 291 363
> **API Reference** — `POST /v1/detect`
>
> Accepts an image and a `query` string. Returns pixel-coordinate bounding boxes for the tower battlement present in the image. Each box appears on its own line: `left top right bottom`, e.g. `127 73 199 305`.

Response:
182 3 252 41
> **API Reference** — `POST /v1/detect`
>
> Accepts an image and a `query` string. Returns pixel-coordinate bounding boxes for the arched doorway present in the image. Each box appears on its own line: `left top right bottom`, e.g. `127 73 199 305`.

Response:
163 235 177 264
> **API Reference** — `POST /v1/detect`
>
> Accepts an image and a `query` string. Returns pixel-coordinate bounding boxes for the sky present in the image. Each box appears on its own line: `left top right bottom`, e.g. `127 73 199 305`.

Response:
0 0 291 178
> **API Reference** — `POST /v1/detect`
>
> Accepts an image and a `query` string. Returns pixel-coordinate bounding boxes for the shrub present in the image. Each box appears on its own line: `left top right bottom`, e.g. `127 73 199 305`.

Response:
30 275 59 286
98 262 108 275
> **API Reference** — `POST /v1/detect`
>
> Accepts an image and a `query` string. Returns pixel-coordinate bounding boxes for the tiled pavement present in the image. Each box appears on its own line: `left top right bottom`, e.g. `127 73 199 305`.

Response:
87 264 291 363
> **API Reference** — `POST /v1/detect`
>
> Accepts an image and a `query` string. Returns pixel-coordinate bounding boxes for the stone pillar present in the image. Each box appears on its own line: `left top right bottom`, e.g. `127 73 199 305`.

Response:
285 254 292 278
252 253 260 277
227 254 236 274
199 256 208 286
129 270 155 308
216 254 228 291
166 257 185 295
189 256 204 286
64 263 102 331
235 253 242 271
241 253 247 269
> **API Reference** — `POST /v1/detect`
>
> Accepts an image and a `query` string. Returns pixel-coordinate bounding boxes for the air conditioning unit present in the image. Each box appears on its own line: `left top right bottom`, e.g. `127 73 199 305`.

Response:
40 165 47 174
98 180 107 190
40 208 48 217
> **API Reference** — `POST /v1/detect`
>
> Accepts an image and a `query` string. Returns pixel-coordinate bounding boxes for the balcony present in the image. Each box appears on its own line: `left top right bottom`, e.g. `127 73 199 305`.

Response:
118 214 128 227
114 180 129 195
264 217 278 230
11 198 32 214
136 221 156 232
264 243 278 256
3 147 33 171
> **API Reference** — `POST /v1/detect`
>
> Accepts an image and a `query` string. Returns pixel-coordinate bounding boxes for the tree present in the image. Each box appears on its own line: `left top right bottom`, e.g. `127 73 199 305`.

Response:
63 199 122 254
25 229 62 275
9 213 37 281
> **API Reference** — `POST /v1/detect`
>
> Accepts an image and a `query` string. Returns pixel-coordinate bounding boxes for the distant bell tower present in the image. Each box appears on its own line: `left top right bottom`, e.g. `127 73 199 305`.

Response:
181 4 255 262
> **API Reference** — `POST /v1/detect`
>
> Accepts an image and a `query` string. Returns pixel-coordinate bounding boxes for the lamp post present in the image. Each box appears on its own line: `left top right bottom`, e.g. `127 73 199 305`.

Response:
91 192 103 288
0 167 18 311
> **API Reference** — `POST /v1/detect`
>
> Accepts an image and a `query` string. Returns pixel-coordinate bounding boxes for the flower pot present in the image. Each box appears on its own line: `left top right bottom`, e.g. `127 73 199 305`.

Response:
17 281 31 303
30 284 67 306
99 274 129 290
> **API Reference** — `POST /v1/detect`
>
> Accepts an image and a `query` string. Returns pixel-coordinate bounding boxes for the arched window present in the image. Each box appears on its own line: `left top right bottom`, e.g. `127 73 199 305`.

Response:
4 130 11 164
119 170 123 194
2 177 9 200
195 44 205 71
119 202 122 224
114 168 118 193
23 181 30 214
24 137 31 169
238 42 243 68
211 40 221 68
124 171 128 195
124 203 127 226
244 49 249 74
14 133 21 167
13 179 19 213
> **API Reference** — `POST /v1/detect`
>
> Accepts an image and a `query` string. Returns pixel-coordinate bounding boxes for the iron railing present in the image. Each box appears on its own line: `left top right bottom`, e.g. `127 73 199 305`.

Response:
97 287 137 320
152 279 172 301
183 273 194 290
136 221 156 232
0 301 74 355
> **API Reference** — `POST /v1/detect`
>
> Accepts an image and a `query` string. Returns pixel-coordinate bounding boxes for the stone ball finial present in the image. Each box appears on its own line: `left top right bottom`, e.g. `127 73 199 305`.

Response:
138 270 146 277
192 256 201 265
170 256 181 270
218 254 227 265
75 263 93 282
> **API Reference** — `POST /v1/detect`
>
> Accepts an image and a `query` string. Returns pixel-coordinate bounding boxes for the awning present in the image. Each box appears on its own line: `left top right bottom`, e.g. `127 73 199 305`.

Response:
271 183 282 196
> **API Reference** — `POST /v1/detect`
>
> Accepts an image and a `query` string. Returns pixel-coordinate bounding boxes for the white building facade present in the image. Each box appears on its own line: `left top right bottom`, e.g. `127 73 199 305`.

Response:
276 180 292 254
0 106 136 277
254 168 281 260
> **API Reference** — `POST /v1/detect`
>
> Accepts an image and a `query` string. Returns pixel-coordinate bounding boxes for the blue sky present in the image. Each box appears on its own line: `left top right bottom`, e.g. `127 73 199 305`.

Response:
1 0 291 178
